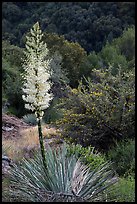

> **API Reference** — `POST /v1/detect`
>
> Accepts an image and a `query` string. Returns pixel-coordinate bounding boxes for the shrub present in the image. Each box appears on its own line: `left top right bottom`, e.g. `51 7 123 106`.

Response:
56 66 135 151
106 139 135 178
6 143 117 202
106 175 135 202
66 143 106 170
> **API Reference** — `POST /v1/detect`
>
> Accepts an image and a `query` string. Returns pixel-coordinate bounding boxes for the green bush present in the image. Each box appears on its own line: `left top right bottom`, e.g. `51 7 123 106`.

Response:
66 143 106 171
106 176 135 202
56 66 135 151
106 139 135 178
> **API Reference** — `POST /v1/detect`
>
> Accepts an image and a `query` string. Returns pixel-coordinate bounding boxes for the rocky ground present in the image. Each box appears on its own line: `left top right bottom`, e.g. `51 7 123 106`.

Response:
2 113 31 140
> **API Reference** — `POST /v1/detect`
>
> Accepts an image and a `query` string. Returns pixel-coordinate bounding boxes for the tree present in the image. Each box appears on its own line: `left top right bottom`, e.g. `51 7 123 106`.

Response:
2 2 135 52
22 22 53 168
2 41 25 116
43 33 87 87
112 27 135 62
80 26 135 80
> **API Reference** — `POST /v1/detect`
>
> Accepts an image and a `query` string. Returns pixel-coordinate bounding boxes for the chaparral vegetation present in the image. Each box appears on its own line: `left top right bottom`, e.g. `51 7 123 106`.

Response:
2 2 135 202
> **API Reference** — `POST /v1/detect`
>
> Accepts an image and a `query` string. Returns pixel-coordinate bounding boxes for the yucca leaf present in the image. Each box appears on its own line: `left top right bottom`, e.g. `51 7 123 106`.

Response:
7 143 117 202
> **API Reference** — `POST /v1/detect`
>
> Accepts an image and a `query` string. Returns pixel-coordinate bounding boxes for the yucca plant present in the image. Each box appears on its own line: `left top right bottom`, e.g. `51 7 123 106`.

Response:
23 114 38 126
7 143 118 202
21 22 53 169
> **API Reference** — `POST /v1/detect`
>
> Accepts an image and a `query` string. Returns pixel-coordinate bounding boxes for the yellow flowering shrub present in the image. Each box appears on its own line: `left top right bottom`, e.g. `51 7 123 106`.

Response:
56 66 135 151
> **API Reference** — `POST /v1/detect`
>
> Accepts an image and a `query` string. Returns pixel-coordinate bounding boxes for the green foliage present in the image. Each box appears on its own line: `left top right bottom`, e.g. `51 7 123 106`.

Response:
23 114 37 126
48 51 70 102
2 40 25 69
2 2 135 52
79 51 101 78
2 2 22 22
56 66 135 151
42 33 87 87
100 42 128 74
2 40 25 116
106 139 135 178
66 143 106 170
2 56 26 117
81 26 135 79
6 144 117 202
112 26 135 62
106 176 135 202
112 26 135 70
43 98 64 124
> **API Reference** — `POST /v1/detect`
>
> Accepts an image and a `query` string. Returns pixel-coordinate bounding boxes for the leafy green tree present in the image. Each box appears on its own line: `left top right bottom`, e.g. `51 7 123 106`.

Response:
100 42 128 74
48 51 69 99
2 40 24 69
79 51 102 79
2 2 135 52
2 2 22 22
80 26 135 80
2 57 25 116
2 41 26 116
42 33 87 87
112 26 135 66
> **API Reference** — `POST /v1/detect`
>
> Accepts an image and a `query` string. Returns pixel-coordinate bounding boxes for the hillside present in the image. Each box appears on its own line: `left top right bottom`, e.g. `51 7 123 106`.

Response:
2 113 30 139
2 3 135 202
2 2 135 52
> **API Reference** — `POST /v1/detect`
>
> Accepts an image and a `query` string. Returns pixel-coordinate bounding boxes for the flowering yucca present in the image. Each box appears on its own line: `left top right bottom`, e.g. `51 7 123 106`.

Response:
22 22 53 119
22 22 53 167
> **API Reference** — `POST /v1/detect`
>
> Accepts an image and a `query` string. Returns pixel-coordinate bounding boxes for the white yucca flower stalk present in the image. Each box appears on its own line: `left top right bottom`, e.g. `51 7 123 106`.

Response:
22 22 53 168
22 22 53 118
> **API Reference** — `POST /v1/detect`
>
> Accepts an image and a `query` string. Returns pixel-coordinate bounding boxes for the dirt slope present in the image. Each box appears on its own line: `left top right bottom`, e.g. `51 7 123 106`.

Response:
2 113 31 140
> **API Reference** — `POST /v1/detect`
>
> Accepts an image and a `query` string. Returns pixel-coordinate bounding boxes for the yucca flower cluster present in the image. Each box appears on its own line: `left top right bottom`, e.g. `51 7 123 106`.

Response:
22 22 53 119
22 22 53 168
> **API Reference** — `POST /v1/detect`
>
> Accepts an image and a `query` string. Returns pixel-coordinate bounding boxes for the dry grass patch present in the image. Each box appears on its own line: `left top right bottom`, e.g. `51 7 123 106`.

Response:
2 125 58 162
2 139 25 161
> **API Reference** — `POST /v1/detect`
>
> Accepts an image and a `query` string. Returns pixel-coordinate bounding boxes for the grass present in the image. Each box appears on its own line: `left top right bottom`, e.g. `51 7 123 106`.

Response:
106 139 135 177
106 175 135 202
2 125 58 162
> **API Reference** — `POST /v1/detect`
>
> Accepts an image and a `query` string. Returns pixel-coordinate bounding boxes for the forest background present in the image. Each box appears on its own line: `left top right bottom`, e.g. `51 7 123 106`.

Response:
2 2 135 202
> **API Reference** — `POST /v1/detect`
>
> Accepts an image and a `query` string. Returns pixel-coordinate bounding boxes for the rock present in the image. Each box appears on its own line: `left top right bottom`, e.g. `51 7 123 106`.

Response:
2 126 14 131
2 155 13 179
2 155 11 163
